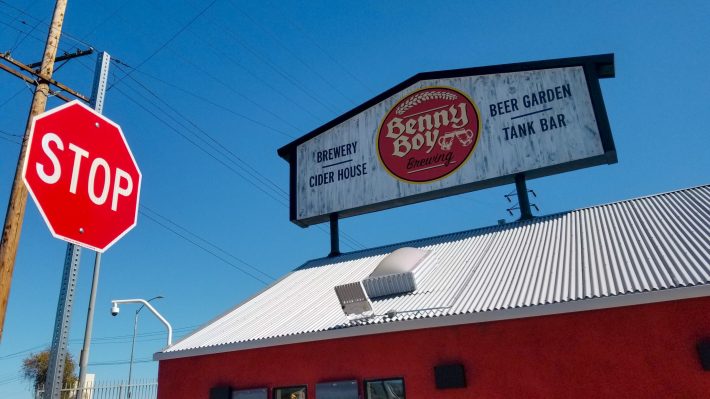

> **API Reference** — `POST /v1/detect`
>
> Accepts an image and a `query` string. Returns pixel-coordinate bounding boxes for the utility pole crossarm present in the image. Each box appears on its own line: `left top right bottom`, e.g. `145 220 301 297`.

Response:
0 52 90 102
27 48 94 69
0 62 72 102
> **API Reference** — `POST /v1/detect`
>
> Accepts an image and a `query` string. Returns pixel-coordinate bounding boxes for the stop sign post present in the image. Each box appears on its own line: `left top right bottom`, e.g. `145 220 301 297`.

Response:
23 100 141 252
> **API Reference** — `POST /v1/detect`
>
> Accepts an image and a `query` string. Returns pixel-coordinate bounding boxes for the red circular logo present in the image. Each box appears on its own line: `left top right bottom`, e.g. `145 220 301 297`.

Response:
377 87 480 183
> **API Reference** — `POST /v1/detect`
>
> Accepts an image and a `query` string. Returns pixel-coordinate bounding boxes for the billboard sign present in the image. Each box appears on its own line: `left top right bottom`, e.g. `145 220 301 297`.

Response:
279 54 616 227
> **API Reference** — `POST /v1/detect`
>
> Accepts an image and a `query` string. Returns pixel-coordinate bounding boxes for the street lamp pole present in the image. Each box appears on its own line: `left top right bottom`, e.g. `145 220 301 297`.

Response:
119 296 164 399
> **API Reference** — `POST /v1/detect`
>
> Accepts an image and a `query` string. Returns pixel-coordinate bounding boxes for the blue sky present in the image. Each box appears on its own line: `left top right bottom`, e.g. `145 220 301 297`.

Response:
1 0 709 397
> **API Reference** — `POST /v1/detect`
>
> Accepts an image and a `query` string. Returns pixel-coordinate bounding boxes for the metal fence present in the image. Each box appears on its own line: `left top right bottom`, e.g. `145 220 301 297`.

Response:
36 379 157 399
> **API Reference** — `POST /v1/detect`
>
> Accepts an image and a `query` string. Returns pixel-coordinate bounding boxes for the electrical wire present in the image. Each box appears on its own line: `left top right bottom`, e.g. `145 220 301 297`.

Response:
81 2 132 39
88 357 153 366
0 1 97 52
112 80 366 251
113 63 290 202
0 134 20 145
0 326 199 361
106 74 292 214
166 50 301 136
108 0 219 90
227 1 358 106
113 84 291 207
118 59 306 137
111 71 366 250
10 16 44 52
264 0 375 95
179 31 325 124
140 204 277 281
195 10 341 116
138 211 274 285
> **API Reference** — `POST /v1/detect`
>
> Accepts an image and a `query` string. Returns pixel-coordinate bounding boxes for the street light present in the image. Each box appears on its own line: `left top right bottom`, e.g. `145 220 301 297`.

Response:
110 297 171 399
128 296 162 399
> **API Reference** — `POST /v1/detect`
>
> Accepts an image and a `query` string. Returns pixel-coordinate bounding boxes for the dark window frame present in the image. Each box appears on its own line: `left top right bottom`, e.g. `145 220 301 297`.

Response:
315 379 359 399
363 377 406 399
232 387 268 399
272 385 308 399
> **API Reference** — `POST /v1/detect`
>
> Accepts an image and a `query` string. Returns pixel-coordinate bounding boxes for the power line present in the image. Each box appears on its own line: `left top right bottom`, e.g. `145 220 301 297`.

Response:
113 76 366 251
124 60 304 140
113 64 290 202
196 9 341 116
265 0 375 95
0 326 199 361
140 204 277 281
113 60 295 140
79 51 366 253
111 70 366 250
99 74 365 258
166 50 301 136
81 2 132 39
111 83 291 207
0 135 20 145
89 357 153 366
138 211 274 285
103 68 294 213
0 14 47 49
0 2 93 53
0 375 22 386
10 16 44 52
181 31 324 124
228 1 358 106
108 0 218 90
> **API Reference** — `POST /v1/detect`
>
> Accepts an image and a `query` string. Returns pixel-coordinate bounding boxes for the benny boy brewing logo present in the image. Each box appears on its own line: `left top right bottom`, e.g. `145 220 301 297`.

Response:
377 87 481 183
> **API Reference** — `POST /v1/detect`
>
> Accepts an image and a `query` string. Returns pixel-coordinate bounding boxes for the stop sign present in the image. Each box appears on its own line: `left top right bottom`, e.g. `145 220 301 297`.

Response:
22 100 142 252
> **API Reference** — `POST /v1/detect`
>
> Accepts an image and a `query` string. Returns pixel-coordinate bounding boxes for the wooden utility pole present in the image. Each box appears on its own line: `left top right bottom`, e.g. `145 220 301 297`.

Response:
0 0 69 340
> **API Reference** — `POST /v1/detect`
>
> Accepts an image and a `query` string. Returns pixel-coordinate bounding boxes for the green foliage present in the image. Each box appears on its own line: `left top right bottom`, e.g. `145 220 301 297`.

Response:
21 350 78 390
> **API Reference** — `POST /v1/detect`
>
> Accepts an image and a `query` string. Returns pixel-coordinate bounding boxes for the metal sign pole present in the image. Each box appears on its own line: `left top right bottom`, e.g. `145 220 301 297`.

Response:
514 173 533 220
75 51 111 399
45 244 81 399
328 214 340 257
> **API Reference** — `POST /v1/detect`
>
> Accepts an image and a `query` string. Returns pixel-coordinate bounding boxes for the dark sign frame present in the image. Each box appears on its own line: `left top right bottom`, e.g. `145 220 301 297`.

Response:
278 54 616 227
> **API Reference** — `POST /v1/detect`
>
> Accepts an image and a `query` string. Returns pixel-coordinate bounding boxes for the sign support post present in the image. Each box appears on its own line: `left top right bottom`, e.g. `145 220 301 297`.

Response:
75 51 111 398
328 214 340 257
514 174 533 220
45 244 81 399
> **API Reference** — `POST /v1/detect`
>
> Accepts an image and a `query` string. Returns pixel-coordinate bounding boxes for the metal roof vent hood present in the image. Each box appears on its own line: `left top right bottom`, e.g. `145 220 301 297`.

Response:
362 247 428 298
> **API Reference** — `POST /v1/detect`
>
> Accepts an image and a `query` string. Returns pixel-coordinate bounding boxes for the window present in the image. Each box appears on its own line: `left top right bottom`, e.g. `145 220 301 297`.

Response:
233 388 268 399
315 380 358 399
364 378 405 399
274 385 307 399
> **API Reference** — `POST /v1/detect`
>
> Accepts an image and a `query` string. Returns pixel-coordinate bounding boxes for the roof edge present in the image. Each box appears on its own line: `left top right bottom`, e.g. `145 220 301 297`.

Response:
155 283 710 361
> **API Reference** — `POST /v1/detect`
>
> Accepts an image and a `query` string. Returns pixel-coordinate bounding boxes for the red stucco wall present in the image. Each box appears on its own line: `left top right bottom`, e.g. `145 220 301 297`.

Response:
157 296 710 399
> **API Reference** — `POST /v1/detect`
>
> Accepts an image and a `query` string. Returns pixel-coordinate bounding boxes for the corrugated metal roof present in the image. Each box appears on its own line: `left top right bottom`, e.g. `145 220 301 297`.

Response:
159 185 710 359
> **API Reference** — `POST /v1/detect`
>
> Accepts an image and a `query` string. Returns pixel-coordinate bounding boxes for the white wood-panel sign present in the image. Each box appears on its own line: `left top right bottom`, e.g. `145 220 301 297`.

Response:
280 55 616 226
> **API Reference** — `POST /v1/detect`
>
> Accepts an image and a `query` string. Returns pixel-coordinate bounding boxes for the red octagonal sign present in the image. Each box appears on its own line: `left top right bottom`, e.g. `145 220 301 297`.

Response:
22 100 142 252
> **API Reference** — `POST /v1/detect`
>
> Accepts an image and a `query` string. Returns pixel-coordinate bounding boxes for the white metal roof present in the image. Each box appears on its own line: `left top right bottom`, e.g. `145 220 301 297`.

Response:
156 185 710 360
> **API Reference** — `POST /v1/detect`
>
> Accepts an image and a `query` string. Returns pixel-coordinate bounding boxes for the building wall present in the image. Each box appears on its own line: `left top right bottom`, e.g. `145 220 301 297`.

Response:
157 296 710 399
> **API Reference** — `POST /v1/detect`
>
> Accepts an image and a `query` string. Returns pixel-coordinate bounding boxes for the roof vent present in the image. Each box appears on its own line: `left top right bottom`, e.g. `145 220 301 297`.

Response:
362 247 428 298
334 281 373 320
